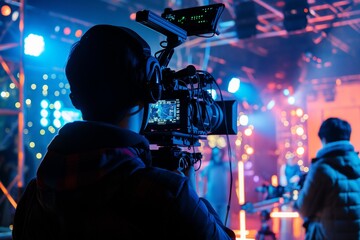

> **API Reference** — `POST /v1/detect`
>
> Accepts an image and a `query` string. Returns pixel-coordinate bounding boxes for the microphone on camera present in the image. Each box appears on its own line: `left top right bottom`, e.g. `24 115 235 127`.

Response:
172 65 197 80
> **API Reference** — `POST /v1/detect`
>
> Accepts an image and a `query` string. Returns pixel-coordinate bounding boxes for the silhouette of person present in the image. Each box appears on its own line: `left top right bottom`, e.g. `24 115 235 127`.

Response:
295 117 360 240
199 147 231 224
279 154 301 189
12 24 235 240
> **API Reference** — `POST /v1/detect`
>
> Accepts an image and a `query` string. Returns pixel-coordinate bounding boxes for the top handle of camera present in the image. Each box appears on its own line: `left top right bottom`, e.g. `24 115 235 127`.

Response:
135 10 187 67
136 3 225 68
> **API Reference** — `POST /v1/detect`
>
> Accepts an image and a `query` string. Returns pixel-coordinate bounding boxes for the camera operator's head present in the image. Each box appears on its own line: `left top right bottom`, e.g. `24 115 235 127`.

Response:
65 24 161 130
318 117 351 144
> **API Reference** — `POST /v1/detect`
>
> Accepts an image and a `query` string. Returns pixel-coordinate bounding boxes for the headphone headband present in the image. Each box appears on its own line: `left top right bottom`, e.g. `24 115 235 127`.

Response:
118 26 162 103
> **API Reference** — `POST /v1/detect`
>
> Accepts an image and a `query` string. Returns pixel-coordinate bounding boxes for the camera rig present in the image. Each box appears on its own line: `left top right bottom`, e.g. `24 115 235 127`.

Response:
136 3 237 171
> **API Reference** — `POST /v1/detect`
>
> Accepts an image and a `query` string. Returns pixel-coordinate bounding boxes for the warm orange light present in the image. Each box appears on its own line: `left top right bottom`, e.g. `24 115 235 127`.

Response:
244 128 252 136
296 146 305 156
272 207 280 236
238 161 245 205
0 181 17 209
0 55 19 88
239 210 248 240
75 29 83 38
130 12 136 20
283 120 289 127
295 108 303 117
238 161 247 240
293 216 303 237
1 5 11 17
271 175 278 187
296 126 304 136
245 147 254 155
270 211 299 218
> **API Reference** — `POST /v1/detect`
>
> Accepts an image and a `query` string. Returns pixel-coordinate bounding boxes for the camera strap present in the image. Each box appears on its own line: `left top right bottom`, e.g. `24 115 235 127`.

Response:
140 103 150 135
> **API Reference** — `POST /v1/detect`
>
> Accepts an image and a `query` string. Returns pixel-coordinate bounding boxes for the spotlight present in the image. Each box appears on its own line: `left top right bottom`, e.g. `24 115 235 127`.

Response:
24 34 45 57
234 1 258 39
283 0 309 31
228 77 241 93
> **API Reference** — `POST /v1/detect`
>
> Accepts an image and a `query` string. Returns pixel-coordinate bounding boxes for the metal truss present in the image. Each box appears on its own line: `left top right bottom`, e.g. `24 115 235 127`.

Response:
179 0 360 51
0 0 25 211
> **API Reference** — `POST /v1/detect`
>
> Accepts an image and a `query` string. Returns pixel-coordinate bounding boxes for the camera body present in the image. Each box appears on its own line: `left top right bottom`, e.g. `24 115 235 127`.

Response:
144 67 237 138
143 65 237 147
146 90 214 136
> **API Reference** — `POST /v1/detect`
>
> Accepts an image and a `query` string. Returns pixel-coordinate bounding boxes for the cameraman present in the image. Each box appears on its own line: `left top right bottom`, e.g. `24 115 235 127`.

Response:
295 117 360 240
12 25 236 240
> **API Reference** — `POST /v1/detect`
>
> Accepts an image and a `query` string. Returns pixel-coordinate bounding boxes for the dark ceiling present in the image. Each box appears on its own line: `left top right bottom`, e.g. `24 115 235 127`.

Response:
1 0 360 101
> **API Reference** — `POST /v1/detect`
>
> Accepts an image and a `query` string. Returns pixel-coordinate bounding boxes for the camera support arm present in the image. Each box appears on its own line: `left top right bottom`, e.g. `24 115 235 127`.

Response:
136 10 187 67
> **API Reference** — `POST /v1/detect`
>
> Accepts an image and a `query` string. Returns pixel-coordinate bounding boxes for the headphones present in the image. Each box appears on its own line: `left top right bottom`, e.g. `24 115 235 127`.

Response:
119 26 162 104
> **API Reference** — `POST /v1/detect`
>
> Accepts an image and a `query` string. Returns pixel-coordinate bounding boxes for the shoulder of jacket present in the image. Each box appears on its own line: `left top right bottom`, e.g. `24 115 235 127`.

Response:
131 167 188 195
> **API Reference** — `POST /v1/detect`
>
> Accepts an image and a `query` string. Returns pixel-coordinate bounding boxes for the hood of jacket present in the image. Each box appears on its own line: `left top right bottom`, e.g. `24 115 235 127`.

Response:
36 121 152 191
312 140 360 179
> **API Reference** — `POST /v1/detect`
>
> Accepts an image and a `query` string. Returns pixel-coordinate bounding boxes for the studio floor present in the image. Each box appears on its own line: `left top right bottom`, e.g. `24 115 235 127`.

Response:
228 209 306 240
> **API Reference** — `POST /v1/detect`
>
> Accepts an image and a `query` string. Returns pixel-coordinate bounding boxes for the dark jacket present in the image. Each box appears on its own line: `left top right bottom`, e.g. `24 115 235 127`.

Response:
12 121 235 240
296 140 360 240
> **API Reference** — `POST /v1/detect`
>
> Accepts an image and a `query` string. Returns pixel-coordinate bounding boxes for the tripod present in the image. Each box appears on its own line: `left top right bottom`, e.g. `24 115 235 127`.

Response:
255 210 276 240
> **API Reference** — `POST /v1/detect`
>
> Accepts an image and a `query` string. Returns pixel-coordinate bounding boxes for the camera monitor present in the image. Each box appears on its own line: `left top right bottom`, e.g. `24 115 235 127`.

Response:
148 99 180 126
161 3 225 36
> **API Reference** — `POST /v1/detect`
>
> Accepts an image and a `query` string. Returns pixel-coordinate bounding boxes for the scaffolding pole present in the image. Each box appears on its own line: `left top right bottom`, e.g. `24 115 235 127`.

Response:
0 0 26 206
16 0 25 200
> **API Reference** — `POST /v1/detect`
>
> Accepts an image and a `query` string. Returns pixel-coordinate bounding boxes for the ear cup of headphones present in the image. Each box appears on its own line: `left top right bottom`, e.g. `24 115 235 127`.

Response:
117 26 162 104
145 56 162 103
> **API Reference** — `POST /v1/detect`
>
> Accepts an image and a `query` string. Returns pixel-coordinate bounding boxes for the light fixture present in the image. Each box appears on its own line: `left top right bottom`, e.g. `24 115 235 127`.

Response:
234 1 258 39
283 0 309 32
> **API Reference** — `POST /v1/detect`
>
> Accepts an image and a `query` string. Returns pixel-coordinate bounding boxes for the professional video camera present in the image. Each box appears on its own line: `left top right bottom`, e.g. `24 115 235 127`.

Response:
135 3 237 171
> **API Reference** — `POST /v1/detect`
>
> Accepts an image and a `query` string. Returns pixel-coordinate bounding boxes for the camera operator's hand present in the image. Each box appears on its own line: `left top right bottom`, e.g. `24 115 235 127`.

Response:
183 165 196 191
173 166 197 192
